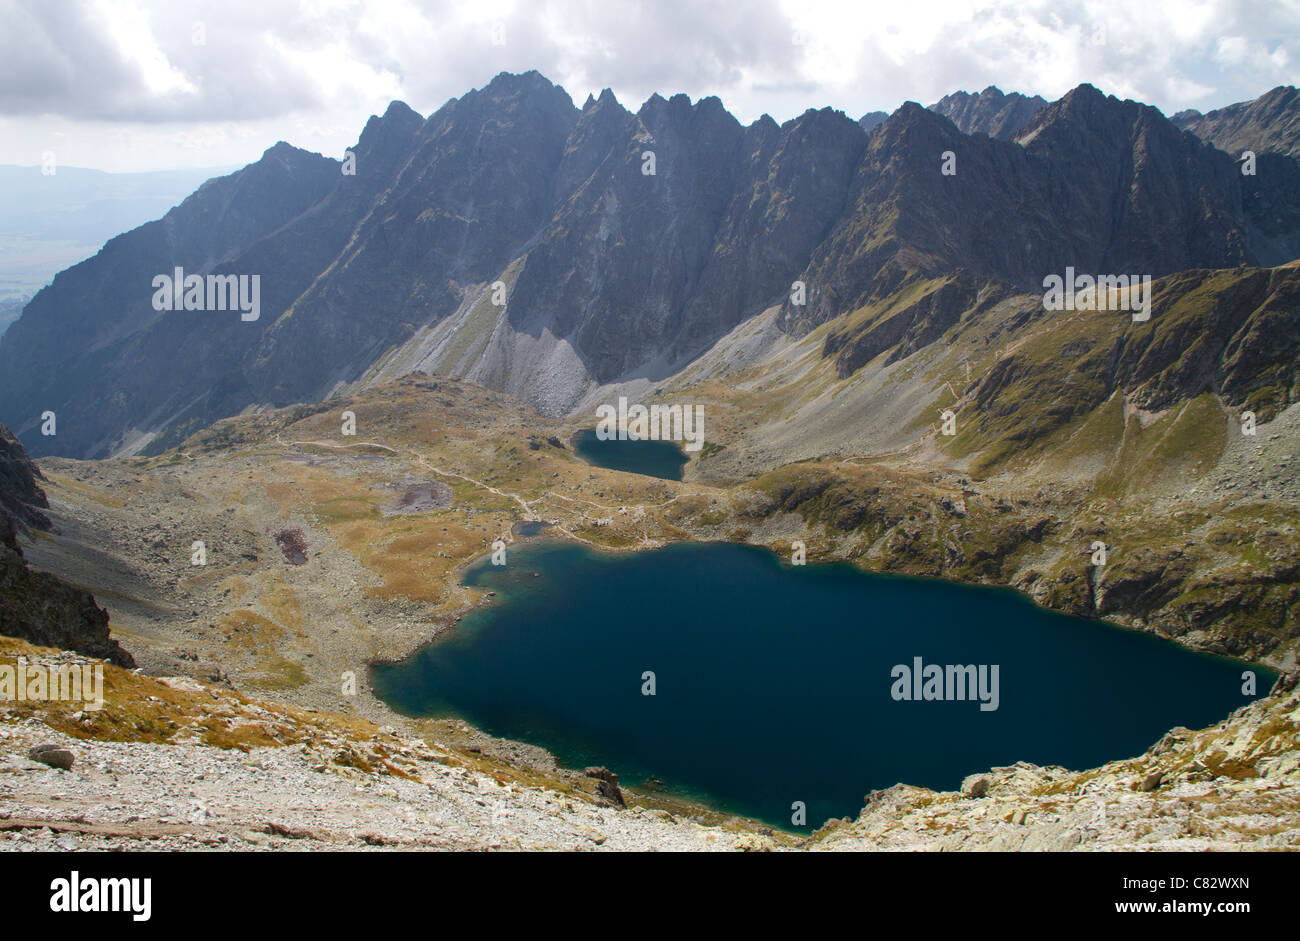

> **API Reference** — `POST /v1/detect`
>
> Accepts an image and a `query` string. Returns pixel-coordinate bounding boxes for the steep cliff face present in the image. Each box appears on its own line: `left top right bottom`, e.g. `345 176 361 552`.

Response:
508 97 867 387
1171 88 1300 266
506 89 748 385
259 75 581 408
0 425 132 666
0 425 49 532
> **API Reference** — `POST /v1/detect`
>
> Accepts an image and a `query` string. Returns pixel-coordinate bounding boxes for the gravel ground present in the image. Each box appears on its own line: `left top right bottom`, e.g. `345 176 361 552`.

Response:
0 706 770 852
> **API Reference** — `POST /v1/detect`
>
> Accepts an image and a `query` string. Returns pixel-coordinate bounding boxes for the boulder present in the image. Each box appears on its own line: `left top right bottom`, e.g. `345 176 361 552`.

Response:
28 744 74 771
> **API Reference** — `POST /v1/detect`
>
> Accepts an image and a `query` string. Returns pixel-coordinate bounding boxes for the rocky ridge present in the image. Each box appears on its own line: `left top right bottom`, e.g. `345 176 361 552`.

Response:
3 76 1298 459
1174 86 1300 160
928 85 1047 140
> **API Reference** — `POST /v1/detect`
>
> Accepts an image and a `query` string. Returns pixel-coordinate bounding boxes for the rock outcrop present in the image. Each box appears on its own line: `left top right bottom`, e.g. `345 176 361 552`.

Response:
0 424 49 532
0 423 133 667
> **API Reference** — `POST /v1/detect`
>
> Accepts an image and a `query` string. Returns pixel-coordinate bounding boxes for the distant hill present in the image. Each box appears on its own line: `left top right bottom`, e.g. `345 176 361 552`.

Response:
858 111 888 133
0 297 26 338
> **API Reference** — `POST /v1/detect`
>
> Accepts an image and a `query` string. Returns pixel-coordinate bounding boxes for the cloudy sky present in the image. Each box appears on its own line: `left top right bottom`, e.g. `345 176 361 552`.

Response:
1 0 1296 172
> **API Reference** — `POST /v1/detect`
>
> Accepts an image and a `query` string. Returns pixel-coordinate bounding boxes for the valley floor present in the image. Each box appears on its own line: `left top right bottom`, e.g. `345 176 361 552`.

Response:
7 375 1300 850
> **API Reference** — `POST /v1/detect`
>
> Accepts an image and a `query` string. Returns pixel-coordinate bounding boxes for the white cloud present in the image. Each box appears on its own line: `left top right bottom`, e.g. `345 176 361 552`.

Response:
0 0 1295 171
92 0 196 96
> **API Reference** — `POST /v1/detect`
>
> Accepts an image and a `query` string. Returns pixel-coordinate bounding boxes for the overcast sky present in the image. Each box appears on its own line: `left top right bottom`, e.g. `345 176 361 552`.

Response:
1 0 1296 172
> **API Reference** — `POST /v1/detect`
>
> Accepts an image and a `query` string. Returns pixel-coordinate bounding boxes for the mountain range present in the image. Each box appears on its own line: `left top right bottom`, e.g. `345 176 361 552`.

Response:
0 74 1297 463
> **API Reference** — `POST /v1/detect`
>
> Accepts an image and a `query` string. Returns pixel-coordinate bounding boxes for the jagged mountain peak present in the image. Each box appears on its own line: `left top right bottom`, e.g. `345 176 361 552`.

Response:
439 70 578 128
480 68 566 96
928 85 1046 139
869 99 963 148
1015 83 1166 146
793 105 856 124
582 87 623 111
259 140 328 163
381 99 422 122
356 99 425 158
635 89 744 145
1051 81 1119 114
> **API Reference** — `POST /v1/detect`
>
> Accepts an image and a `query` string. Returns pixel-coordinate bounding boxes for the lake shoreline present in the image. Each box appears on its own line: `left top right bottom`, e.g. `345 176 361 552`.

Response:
368 533 1278 829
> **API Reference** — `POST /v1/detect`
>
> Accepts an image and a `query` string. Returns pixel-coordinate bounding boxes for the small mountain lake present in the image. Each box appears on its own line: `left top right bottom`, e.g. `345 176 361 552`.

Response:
371 540 1273 830
572 428 688 480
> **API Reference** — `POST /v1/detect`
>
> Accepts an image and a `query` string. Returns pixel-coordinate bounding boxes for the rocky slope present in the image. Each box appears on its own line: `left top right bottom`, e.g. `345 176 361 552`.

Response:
816 672 1300 851
0 425 48 532
1174 85 1300 159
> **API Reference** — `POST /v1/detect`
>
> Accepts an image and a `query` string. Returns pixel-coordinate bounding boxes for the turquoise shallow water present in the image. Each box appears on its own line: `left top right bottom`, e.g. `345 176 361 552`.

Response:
571 428 688 480
371 540 1273 831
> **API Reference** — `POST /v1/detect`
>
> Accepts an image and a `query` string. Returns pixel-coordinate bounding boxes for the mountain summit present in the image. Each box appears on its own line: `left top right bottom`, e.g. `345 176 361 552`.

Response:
928 85 1047 139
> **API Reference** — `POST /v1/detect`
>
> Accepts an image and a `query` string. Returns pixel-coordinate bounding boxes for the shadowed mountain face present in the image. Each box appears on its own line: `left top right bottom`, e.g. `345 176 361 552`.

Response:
0 424 133 666
0 73 1297 459
780 85 1267 334
1174 86 1300 160
0 424 49 533
508 98 866 387
0 142 343 458
928 86 1047 139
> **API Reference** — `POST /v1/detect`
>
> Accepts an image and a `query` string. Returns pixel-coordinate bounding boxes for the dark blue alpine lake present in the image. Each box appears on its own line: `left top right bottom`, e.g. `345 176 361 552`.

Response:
571 428 688 480
371 540 1272 830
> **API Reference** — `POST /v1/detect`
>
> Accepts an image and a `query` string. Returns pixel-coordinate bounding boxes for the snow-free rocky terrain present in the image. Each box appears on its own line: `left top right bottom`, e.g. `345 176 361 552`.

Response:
2 76 1299 850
